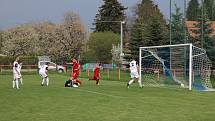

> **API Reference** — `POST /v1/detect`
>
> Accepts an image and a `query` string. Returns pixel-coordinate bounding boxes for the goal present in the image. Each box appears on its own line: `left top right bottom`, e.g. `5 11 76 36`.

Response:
139 43 213 91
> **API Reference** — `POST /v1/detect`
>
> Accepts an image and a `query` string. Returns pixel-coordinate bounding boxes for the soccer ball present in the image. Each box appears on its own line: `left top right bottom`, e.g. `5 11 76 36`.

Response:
180 83 185 87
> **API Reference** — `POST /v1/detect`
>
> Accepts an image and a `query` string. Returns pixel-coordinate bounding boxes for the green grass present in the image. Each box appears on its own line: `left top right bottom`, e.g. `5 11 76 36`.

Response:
1 72 215 121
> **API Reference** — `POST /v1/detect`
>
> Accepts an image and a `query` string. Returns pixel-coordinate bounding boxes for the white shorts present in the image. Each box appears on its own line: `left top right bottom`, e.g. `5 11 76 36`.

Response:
130 71 139 78
13 73 21 80
39 71 48 78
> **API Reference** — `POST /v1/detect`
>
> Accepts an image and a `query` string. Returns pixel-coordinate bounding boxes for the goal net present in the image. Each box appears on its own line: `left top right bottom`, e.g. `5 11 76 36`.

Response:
139 43 213 91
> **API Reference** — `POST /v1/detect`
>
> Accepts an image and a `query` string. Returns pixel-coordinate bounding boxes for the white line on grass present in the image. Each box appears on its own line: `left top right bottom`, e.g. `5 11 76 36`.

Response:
72 88 128 99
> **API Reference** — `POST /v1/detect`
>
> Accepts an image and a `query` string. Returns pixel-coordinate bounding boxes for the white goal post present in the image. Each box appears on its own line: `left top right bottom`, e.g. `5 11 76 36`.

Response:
139 43 213 91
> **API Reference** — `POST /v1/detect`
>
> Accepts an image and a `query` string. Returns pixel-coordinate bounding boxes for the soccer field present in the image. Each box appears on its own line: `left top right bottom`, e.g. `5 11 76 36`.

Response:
1 72 215 121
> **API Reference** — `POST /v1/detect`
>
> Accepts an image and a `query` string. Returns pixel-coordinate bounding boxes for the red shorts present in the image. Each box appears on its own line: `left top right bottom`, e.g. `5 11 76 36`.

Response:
71 71 79 79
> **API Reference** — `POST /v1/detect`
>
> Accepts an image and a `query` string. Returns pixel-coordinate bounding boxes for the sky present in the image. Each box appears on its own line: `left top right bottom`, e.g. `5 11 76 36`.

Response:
0 0 186 30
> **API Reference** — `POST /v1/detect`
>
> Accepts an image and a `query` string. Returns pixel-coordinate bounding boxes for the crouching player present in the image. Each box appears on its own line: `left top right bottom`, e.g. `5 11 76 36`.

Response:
65 58 81 87
12 56 21 89
39 64 49 86
89 63 101 85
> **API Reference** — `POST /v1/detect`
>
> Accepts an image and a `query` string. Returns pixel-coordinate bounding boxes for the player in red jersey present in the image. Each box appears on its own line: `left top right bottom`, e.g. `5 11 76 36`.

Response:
89 63 101 85
70 58 81 86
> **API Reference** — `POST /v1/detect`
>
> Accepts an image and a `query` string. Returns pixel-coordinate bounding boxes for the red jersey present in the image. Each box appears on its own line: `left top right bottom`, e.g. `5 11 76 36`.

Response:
94 67 100 77
72 62 80 73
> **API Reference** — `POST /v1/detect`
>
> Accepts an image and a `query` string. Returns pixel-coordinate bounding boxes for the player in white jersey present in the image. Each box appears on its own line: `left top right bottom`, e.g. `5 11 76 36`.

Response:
17 61 23 85
13 56 21 89
127 59 143 88
39 64 49 86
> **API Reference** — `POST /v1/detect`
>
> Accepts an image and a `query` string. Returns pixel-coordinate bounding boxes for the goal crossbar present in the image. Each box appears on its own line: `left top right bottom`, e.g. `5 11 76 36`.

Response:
140 43 192 49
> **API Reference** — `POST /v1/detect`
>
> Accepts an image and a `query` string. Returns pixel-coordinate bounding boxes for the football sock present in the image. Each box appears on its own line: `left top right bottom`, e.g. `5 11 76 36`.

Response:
46 77 49 86
15 79 19 89
96 80 99 85
128 79 134 85
127 83 130 88
12 80 15 88
42 78 45 85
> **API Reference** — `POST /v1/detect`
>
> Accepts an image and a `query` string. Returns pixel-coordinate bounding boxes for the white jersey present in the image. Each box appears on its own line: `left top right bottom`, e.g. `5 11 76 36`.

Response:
13 61 21 79
39 65 48 78
13 61 19 74
17 63 22 74
129 60 138 72
129 60 139 78
39 65 48 73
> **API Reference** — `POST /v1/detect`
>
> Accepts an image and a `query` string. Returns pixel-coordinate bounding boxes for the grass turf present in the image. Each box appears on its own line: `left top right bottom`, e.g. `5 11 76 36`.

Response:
0 72 215 121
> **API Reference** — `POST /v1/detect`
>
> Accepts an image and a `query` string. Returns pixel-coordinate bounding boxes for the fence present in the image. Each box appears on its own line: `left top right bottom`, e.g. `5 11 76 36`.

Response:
0 65 38 73
0 65 131 81
80 68 124 81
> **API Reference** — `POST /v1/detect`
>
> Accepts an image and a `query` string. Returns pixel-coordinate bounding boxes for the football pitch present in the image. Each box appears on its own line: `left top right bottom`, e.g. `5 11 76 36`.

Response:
1 72 215 121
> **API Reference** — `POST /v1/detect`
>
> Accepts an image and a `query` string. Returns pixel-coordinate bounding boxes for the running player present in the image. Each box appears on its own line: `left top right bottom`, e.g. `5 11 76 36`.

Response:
127 59 143 88
39 63 49 86
89 63 101 85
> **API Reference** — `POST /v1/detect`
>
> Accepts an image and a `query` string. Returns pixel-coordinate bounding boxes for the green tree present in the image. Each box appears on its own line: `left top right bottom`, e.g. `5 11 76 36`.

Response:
137 0 166 25
93 0 127 33
186 0 200 21
147 16 168 46
171 4 186 44
192 9 213 48
203 0 215 20
136 0 168 46
86 32 119 63
126 0 168 61
207 42 215 69
125 22 146 61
